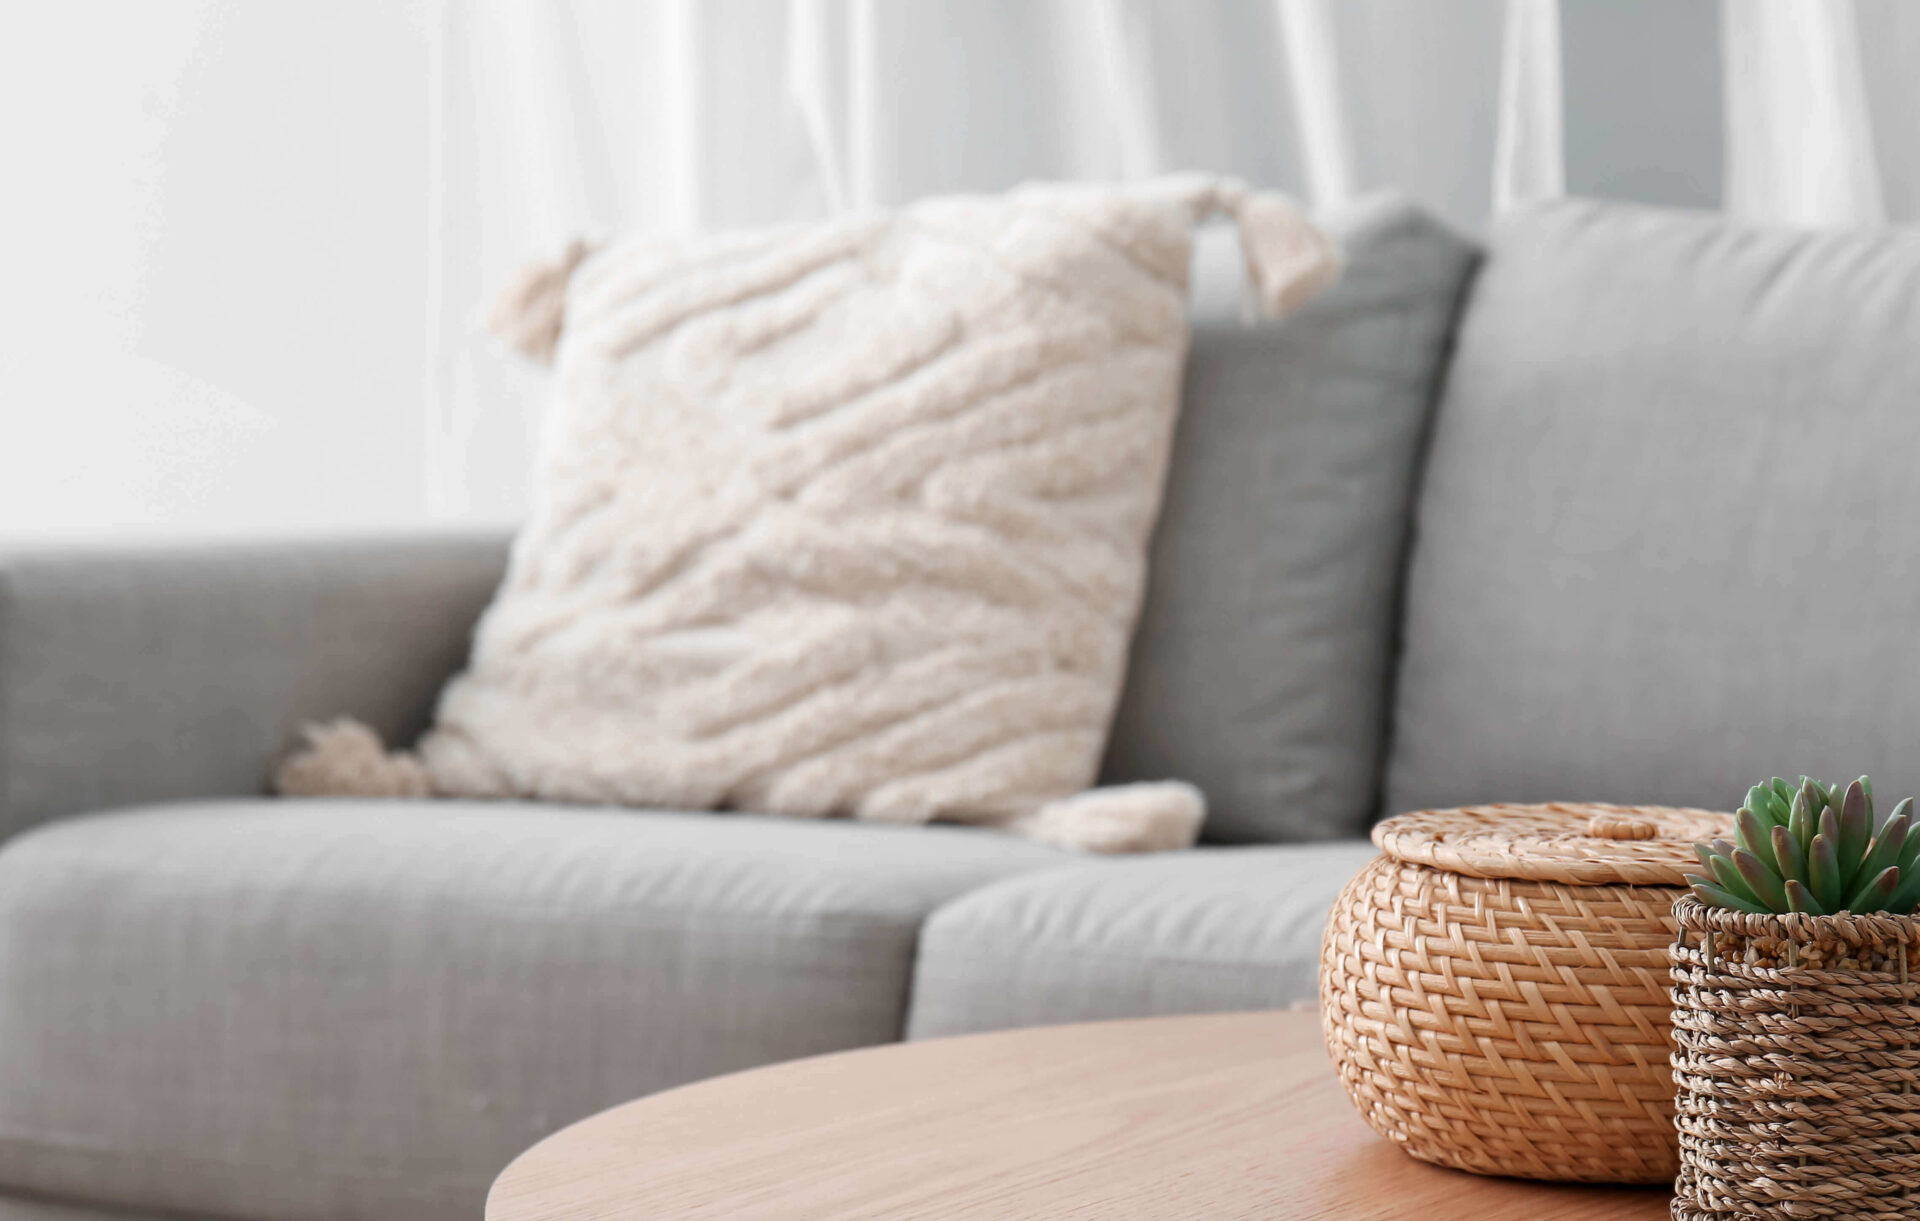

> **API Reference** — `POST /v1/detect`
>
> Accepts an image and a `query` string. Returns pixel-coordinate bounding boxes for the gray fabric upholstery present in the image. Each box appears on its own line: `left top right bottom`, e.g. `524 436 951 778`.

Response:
0 1196 191 1221
0 800 1063 1221
1387 199 1920 816
1103 194 1478 843
905 840 1377 1038
0 536 509 843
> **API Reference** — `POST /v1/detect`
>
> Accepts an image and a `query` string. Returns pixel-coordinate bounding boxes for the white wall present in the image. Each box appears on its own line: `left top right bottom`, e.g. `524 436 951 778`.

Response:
0 1 443 544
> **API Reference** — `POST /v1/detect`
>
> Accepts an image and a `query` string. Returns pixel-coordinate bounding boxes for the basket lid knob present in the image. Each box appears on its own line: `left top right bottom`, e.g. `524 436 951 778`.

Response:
1587 814 1659 841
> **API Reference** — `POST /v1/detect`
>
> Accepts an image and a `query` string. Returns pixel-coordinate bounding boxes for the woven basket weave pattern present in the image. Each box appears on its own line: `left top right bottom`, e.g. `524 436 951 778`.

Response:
1670 898 1920 1220
1319 804 1734 1183
1321 854 1683 1181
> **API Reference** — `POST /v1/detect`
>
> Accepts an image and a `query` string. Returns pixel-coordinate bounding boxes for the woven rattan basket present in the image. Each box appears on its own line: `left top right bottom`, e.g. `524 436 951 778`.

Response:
1670 897 1920 1220
1319 802 1732 1184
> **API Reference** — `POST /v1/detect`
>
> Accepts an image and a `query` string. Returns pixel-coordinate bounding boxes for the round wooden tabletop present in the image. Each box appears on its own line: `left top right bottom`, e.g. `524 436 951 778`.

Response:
487 1010 1673 1220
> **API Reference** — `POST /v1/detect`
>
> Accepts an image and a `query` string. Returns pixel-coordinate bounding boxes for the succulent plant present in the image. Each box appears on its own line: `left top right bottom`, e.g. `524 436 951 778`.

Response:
1688 776 1918 915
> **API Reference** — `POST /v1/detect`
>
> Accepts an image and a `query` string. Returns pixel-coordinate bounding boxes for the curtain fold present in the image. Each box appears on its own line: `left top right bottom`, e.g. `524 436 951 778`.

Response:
1274 0 1356 209
426 0 1917 523
1722 0 1885 228
1492 0 1565 214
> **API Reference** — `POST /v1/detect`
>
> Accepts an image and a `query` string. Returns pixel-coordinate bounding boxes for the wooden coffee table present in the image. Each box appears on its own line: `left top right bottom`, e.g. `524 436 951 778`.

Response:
487 1010 1672 1219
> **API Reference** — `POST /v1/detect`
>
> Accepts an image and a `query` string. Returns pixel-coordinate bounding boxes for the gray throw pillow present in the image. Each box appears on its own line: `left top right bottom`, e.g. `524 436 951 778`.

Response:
1102 194 1480 843
1386 198 1920 816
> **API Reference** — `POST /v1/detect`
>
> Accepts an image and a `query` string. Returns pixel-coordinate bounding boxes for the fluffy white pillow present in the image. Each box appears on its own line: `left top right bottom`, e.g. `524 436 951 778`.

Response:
280 176 1338 851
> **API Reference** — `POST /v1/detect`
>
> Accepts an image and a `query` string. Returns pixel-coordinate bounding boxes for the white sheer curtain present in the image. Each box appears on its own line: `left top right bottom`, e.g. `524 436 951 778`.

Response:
427 0 1919 522
1722 0 1883 227
1492 0 1563 214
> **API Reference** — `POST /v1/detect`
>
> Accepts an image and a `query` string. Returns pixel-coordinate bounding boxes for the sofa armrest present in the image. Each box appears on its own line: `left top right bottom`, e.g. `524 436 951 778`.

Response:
0 534 510 841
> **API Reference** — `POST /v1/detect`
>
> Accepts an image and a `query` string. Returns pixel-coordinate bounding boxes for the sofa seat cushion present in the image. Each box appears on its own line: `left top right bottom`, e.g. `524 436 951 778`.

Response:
0 800 1064 1221
904 840 1377 1039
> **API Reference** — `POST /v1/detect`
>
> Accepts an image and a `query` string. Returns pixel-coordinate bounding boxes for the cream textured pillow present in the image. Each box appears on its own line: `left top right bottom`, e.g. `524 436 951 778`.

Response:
280 176 1339 851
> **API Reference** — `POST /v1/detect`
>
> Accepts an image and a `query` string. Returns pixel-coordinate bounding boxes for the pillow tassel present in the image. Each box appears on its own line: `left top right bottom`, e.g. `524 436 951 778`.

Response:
1226 188 1344 319
1165 174 1343 319
1008 781 1206 854
275 718 433 799
485 238 596 365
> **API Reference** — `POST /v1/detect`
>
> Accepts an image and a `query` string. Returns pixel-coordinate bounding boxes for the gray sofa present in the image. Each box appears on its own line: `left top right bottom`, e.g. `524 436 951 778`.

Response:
3 194 1917 1221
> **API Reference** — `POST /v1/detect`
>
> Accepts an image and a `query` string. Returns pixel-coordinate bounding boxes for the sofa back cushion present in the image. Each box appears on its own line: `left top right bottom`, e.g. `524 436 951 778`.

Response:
1386 199 1920 816
1102 195 1478 842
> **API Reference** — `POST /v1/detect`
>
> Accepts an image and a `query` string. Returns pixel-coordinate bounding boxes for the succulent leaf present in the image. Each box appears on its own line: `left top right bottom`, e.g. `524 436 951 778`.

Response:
1690 877 1770 914
1860 812 1911 882
1888 867 1920 915
1809 835 1842 910
1784 877 1827 916
1708 852 1760 905
1736 807 1781 875
1842 778 1871 837
1772 824 1807 887
1789 791 1813 847
1837 794 1871 889
1887 796 1915 837
1842 865 1901 913
1732 849 1788 910
1801 776 1825 809
1844 778 1870 819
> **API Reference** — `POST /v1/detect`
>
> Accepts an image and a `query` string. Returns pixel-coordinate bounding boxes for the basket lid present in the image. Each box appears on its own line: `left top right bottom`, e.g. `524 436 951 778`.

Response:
1373 802 1734 886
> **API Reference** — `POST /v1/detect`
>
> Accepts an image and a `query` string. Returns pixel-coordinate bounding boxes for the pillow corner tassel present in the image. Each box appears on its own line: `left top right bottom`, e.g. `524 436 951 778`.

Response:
1181 175 1345 320
274 717 434 800
485 237 598 366
1009 781 1207 855
1229 187 1345 319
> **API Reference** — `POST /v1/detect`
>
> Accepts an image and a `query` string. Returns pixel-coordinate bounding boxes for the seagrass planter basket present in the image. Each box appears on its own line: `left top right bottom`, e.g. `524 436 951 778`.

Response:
1670 897 1920 1220
1319 802 1732 1184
